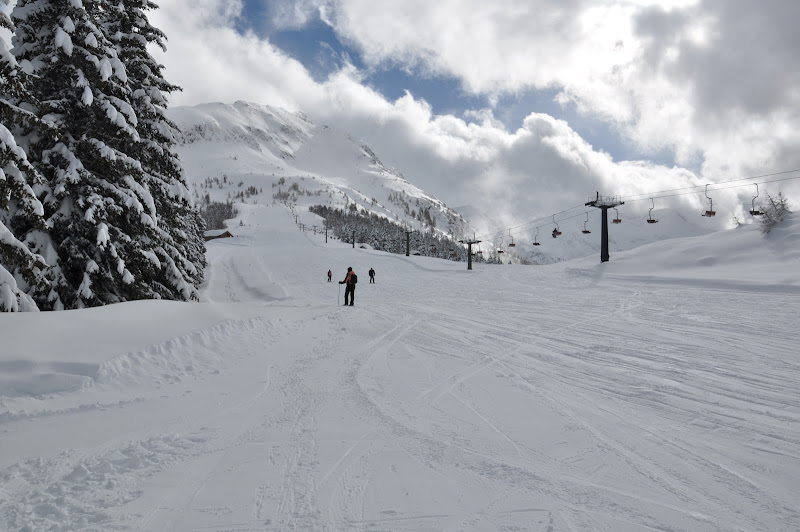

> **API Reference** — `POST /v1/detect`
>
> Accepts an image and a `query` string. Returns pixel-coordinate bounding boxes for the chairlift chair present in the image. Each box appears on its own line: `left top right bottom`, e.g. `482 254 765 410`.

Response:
647 198 658 224
612 208 622 224
508 230 516 247
581 212 591 234
749 183 764 216
497 237 504 253
552 215 562 237
533 227 541 246
702 184 716 217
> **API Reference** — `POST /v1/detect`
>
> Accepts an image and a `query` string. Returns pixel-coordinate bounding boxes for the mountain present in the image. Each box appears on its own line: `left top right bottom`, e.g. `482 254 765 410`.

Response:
167 101 475 244
168 101 728 265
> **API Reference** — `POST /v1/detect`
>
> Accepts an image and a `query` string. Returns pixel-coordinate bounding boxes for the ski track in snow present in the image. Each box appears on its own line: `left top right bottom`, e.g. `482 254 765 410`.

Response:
1 203 799 531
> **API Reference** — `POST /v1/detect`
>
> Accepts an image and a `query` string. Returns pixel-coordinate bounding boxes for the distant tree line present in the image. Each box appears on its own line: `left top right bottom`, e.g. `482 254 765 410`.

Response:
309 205 494 263
198 200 239 231
387 191 436 228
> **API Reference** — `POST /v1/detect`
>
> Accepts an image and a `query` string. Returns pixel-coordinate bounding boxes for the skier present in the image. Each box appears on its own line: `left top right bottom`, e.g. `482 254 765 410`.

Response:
552 228 558 238
368 267 375 284
339 267 357 306
327 269 332 282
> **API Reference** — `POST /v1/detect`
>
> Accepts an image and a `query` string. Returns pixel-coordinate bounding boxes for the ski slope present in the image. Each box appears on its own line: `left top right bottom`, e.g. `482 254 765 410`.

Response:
1 205 799 531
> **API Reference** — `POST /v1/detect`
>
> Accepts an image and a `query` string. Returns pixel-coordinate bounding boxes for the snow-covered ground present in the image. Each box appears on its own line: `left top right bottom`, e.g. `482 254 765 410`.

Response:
1 204 798 531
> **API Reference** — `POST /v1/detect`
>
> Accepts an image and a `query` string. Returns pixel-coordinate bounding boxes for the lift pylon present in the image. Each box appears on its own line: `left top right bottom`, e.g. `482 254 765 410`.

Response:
458 235 482 270
585 192 624 262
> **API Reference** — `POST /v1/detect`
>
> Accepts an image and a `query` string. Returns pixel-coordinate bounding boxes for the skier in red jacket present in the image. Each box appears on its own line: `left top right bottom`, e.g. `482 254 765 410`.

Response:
339 267 357 306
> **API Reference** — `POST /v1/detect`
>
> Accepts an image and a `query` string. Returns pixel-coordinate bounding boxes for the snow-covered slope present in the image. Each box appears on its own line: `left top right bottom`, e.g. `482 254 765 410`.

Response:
518 207 721 264
1 198 798 530
587 211 800 288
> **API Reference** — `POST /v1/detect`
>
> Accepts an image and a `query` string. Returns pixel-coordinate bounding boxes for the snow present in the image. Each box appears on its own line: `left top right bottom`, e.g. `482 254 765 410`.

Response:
0 263 37 312
61 17 75 34
84 31 97 49
96 222 109 247
98 57 112 82
1 198 798 530
54 27 73 56
81 85 93 106
111 56 128 84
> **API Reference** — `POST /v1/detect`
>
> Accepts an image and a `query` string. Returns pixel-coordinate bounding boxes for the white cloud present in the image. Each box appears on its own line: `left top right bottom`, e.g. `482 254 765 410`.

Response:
146 0 798 230
311 0 800 175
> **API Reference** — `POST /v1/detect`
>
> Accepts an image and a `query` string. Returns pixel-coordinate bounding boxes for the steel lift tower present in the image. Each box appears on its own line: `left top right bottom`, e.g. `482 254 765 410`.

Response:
458 236 482 270
585 193 625 263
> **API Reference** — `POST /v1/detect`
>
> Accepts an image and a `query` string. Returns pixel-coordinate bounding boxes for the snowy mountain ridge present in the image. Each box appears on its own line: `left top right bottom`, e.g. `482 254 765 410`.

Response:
167 101 476 245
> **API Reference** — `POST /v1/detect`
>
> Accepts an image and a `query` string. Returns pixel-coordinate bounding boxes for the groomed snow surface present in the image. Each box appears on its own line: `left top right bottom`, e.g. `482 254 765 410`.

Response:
1 205 799 531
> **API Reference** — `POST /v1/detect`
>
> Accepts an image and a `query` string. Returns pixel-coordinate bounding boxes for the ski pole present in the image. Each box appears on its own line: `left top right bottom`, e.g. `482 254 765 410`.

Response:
338 283 341 306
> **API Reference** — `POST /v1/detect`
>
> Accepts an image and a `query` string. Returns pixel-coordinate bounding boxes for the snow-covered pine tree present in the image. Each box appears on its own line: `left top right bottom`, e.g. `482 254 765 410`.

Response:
11 0 200 308
0 12 53 311
104 0 205 300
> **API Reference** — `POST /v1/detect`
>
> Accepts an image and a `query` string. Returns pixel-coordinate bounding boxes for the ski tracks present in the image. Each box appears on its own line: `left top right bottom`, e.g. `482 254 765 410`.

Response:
334 282 797 531
0 309 294 531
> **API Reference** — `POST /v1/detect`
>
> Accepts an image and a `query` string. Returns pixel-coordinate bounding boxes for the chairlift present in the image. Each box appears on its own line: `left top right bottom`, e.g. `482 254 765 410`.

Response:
552 214 562 237
532 227 541 246
508 229 516 247
647 198 658 224
612 208 622 224
702 184 716 217
581 212 591 234
497 237 504 253
749 183 764 216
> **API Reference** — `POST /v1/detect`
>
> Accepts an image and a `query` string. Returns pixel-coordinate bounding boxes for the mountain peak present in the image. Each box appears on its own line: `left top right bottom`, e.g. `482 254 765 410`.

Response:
168 101 476 243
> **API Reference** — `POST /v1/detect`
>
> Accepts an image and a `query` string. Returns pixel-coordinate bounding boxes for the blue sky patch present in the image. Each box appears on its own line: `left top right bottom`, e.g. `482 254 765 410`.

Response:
234 0 677 167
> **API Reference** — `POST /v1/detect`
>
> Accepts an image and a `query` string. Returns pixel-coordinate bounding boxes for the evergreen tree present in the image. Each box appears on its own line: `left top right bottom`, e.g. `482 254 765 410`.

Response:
105 0 205 300
0 11 52 311
11 0 203 307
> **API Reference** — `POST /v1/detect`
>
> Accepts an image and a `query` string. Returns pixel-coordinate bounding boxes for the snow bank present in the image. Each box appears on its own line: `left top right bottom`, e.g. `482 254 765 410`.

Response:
566 212 800 290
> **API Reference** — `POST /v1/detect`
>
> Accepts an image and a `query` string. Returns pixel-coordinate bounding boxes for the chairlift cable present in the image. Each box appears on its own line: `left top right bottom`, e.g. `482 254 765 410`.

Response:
621 172 800 202
472 171 799 246
622 174 800 203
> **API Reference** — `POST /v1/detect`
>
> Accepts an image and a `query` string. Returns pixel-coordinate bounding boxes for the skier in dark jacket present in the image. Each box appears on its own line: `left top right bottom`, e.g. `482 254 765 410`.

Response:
327 269 332 282
368 267 375 283
339 267 357 306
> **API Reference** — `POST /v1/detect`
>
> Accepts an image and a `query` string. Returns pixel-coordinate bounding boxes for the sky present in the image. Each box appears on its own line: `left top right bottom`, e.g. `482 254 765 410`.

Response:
3 0 800 228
